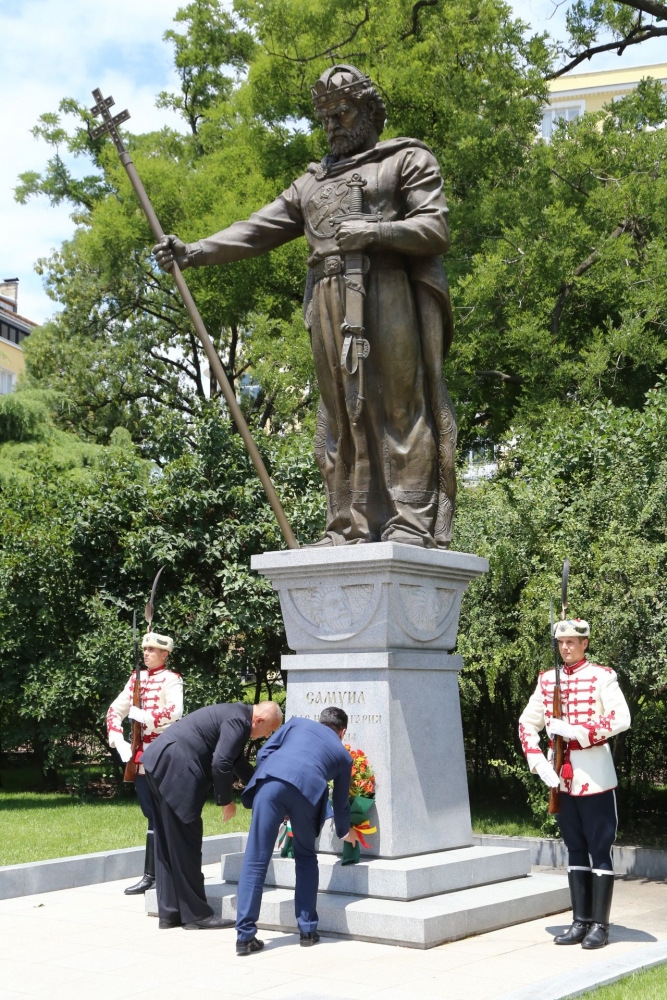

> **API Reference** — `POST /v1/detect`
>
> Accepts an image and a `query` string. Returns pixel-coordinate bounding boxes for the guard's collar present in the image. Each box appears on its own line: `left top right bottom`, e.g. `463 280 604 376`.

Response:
562 657 587 675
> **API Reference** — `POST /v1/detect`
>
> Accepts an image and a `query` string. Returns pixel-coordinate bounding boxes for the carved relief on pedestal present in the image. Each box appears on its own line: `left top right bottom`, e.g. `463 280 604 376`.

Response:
392 583 459 642
284 581 380 640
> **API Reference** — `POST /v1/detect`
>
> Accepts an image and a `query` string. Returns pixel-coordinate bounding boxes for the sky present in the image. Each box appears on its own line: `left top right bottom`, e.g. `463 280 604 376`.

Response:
1 0 665 325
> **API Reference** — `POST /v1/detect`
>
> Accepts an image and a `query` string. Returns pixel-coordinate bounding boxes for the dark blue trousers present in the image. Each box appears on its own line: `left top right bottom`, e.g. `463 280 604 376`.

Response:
135 774 154 831
236 778 320 941
557 790 617 873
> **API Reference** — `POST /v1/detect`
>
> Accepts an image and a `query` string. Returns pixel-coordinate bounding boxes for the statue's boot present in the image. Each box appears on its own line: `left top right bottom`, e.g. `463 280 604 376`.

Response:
581 873 614 949
124 833 155 895
307 532 364 547
554 869 592 945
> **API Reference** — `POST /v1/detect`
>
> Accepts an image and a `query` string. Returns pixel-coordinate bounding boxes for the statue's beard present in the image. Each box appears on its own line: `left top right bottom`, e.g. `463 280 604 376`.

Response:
328 111 373 158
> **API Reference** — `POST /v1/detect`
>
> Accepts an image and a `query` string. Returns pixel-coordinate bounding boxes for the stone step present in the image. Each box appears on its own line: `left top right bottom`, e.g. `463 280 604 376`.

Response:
220 845 531 901
146 872 569 949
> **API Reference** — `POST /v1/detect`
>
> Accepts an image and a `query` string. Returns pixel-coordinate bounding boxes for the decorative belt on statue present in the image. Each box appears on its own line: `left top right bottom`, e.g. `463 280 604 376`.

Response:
549 739 607 752
311 252 406 284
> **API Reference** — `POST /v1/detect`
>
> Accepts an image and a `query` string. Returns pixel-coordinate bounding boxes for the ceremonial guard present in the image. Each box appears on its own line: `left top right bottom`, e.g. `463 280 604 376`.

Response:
519 618 631 949
107 631 183 895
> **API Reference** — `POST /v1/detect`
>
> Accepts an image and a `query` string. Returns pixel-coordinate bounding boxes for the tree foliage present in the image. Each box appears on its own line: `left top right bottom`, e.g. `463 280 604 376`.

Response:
0 399 325 770
550 0 667 79
7 1 667 824
454 384 667 826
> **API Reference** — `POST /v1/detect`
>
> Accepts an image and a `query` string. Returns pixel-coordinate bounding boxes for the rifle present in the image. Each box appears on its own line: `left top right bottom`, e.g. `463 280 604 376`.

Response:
123 567 165 783
548 558 569 815
123 610 142 783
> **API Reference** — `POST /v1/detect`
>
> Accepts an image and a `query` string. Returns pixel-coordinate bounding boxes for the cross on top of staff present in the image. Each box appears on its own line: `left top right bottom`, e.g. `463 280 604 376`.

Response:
90 88 131 154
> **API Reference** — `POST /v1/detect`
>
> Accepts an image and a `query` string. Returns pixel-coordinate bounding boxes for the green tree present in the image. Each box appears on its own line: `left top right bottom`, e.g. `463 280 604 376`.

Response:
550 0 667 79
451 80 667 445
453 383 667 828
0 398 325 774
16 0 552 451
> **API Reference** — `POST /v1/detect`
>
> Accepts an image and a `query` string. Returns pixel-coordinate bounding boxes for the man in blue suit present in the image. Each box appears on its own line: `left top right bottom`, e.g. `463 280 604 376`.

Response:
235 706 358 954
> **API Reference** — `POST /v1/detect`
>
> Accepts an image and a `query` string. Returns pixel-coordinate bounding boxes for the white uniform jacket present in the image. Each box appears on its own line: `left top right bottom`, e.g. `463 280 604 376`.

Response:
107 667 184 774
519 658 631 796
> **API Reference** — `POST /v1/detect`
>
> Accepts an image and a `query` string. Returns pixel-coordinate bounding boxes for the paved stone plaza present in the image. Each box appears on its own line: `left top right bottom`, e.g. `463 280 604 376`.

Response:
1 864 665 1000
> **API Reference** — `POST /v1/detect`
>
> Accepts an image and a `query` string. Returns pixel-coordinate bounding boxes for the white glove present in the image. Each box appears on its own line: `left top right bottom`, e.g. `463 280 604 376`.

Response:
548 718 578 741
534 757 560 788
110 735 133 763
128 706 148 725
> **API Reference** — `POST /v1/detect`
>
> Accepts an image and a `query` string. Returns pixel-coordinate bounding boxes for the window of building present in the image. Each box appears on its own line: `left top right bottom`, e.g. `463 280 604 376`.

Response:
541 102 585 140
0 320 27 345
0 367 16 395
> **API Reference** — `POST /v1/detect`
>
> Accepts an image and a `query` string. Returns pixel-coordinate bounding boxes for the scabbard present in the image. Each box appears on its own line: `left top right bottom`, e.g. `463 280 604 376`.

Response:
340 253 368 375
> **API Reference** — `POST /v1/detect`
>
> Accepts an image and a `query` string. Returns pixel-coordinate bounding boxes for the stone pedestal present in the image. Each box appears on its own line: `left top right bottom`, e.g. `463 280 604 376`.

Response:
251 542 487 859
144 542 570 947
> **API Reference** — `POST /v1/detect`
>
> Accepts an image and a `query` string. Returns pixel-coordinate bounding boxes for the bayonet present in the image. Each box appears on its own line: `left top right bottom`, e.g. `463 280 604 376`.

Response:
144 566 165 632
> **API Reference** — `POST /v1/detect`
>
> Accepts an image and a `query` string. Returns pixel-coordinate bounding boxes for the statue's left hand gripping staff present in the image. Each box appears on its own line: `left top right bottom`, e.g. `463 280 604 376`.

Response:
90 88 298 550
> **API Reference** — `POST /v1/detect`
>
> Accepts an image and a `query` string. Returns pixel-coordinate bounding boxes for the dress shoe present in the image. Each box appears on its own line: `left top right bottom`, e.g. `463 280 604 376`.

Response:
236 937 265 956
300 931 320 947
159 918 182 929
124 873 155 895
183 915 234 929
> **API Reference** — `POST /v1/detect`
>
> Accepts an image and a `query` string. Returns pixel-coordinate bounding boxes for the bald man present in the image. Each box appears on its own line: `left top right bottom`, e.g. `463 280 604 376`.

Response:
142 701 283 929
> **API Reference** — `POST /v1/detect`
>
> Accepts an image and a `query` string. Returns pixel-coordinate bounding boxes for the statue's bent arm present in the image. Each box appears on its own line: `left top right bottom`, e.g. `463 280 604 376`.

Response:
379 149 450 257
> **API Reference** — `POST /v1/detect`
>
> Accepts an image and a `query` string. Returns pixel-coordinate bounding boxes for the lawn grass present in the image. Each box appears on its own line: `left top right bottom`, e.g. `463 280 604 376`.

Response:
1 767 664 865
0 790 251 866
578 963 667 999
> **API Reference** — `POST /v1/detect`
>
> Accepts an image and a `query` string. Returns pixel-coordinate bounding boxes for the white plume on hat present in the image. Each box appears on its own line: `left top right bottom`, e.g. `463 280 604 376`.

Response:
553 619 590 639
142 631 173 652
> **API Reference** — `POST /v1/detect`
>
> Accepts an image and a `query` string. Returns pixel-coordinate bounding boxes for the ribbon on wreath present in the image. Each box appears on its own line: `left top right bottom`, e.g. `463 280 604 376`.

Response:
342 795 377 865
278 820 294 859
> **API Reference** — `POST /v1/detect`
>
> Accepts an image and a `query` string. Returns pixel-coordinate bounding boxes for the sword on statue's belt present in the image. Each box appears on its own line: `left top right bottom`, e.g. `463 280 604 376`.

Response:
339 173 379 424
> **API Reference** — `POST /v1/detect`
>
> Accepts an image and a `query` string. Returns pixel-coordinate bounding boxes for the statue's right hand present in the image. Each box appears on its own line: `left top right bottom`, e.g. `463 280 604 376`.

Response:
152 235 189 272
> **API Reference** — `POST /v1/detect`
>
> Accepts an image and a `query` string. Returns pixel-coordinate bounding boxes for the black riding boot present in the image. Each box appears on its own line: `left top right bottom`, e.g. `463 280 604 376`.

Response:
554 870 592 945
582 873 614 949
124 833 156 895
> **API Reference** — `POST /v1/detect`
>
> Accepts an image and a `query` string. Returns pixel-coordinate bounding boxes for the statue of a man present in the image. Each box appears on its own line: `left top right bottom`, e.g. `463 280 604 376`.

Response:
154 65 456 548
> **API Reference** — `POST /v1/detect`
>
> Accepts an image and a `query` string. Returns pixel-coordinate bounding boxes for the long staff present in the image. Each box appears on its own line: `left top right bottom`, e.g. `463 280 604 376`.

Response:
548 558 569 815
90 88 298 550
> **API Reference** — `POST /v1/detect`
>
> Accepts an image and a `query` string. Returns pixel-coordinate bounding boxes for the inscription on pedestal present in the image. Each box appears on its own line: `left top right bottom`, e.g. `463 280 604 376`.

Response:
290 688 382 743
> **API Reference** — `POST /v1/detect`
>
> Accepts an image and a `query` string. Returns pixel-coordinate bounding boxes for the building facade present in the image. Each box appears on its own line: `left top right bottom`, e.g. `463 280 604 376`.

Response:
543 61 667 139
0 279 35 394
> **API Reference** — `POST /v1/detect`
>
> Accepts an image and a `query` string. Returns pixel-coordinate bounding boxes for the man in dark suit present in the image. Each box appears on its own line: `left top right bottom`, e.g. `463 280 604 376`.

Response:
235 706 358 955
142 700 282 929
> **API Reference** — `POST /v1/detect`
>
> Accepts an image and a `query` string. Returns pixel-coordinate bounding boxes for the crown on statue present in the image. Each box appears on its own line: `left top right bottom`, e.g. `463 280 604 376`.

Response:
311 64 373 111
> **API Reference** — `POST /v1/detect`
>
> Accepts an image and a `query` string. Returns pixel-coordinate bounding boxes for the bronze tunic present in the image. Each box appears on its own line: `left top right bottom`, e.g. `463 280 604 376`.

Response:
187 138 456 547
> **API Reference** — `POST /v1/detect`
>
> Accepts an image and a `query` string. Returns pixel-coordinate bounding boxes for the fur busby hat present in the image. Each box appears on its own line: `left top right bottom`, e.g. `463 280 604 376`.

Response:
142 631 173 653
553 619 590 639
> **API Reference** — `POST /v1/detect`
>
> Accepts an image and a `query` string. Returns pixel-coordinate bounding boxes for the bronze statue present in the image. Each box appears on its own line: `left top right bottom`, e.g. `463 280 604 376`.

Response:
154 65 456 549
